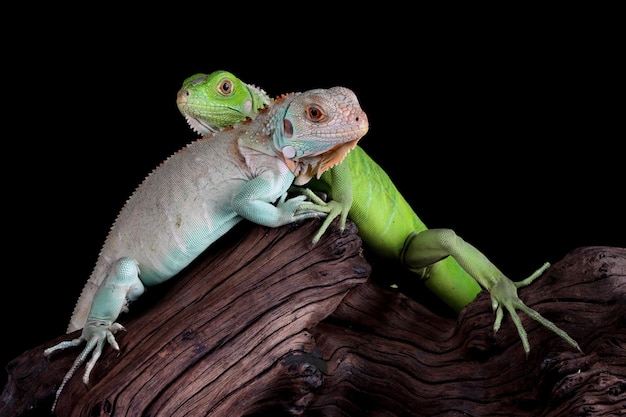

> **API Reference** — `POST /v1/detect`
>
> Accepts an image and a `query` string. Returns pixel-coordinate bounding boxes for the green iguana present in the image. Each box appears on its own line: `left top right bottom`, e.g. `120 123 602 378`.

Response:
177 70 581 357
43 86 369 412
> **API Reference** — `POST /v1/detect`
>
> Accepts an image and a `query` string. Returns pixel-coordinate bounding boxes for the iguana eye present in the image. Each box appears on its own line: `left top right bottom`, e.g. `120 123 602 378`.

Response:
306 104 326 123
218 78 233 96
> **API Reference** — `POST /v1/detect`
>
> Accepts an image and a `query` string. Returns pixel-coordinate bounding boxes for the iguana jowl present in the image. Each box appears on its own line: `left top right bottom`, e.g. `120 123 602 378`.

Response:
44 86 369 412
177 70 581 357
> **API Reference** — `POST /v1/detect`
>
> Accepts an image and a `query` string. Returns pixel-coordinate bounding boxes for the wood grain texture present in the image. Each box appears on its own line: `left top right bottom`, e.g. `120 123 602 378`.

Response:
1 219 624 416
307 246 626 417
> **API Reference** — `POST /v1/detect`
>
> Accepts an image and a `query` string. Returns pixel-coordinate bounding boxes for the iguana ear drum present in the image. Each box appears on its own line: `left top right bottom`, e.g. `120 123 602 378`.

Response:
283 119 293 137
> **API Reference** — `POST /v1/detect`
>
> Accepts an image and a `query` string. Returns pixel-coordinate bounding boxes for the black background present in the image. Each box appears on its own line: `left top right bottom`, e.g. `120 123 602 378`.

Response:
2 8 623 395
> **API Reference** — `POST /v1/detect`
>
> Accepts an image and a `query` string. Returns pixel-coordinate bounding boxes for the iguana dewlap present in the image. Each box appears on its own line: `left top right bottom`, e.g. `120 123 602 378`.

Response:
44 86 368 412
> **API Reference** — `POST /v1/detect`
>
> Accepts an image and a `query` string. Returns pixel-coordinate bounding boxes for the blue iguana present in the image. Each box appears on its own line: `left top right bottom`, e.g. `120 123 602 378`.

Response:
43 86 369 412
176 70 581 357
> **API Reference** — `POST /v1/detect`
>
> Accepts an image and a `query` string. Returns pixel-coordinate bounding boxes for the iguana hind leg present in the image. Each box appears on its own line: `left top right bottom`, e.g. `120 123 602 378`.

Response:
45 321 125 412
44 257 143 412
489 262 581 354
402 229 581 354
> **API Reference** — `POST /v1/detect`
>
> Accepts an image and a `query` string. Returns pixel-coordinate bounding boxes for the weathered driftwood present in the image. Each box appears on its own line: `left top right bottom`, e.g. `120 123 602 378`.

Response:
1 219 369 417
1 218 624 417
309 245 626 417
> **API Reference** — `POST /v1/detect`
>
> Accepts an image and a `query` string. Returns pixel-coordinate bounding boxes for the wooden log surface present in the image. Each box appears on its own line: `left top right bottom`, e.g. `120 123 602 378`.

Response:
1 219 369 417
309 245 626 417
1 218 624 416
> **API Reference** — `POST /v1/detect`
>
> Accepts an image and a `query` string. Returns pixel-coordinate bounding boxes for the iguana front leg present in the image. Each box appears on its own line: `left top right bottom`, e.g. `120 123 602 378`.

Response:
44 257 144 411
401 229 581 354
296 161 353 244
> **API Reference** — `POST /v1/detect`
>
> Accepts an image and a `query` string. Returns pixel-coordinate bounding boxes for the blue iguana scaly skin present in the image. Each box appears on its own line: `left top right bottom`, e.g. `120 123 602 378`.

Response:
44 86 369 412
177 70 581 357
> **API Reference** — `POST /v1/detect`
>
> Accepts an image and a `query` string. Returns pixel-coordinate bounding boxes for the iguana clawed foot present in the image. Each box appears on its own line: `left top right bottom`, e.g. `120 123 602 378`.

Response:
488 262 581 355
402 230 580 355
294 186 350 244
44 321 125 412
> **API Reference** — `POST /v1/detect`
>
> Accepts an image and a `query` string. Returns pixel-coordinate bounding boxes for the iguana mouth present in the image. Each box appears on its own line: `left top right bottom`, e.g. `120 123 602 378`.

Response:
284 136 362 185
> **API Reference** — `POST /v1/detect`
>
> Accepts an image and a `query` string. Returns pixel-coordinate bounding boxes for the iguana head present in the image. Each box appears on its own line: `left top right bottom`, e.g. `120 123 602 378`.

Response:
270 87 369 185
177 71 368 186
176 70 271 134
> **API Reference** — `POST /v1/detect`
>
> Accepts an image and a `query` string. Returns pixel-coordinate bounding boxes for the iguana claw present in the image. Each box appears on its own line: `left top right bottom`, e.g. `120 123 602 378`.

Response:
489 262 581 355
402 230 581 355
296 187 349 244
44 322 125 412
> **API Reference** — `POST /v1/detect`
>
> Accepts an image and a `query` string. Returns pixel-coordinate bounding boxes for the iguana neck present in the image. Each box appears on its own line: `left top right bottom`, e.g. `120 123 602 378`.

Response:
235 92 295 156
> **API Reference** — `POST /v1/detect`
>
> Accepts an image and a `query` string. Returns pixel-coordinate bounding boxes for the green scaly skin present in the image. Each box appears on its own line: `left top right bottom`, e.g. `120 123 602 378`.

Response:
176 71 581 355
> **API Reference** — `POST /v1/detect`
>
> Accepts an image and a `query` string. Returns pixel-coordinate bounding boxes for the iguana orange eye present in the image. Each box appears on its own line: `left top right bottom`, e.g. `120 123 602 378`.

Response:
218 79 233 96
306 105 326 122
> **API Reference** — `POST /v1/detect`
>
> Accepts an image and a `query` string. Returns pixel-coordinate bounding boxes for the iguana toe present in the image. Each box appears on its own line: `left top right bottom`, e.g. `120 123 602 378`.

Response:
45 321 125 412
298 200 346 244
293 188 350 244
489 265 581 355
